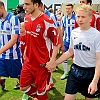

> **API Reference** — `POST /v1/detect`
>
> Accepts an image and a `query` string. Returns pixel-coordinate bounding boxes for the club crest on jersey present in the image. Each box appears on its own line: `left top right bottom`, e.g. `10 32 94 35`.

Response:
36 24 41 32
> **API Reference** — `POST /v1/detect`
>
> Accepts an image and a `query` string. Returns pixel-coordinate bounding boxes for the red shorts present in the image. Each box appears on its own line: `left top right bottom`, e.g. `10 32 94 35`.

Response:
20 64 51 92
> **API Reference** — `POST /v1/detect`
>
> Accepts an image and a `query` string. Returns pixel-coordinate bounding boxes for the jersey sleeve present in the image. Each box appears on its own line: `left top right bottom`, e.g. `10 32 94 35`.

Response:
50 14 60 28
47 26 60 46
96 16 100 31
69 30 74 49
94 32 100 52
20 35 26 50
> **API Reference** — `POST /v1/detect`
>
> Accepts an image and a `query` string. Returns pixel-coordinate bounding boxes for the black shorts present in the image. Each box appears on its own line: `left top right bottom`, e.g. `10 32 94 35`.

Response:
65 63 100 98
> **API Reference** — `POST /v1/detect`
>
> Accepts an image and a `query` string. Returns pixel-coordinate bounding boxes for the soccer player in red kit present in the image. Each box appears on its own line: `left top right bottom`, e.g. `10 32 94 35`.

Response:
75 0 100 31
20 0 60 100
20 22 26 61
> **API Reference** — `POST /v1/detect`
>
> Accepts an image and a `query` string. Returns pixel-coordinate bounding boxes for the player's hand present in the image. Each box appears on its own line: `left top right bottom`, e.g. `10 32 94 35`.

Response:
46 60 57 72
88 81 98 95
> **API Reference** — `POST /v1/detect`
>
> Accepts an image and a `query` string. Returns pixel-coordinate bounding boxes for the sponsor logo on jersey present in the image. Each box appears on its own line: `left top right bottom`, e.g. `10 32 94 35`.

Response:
74 37 78 39
14 25 19 29
27 31 39 37
74 42 90 51
0 30 10 35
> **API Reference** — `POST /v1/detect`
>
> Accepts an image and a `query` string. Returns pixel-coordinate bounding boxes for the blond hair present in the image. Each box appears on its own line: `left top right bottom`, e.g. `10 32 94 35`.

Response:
76 4 92 16
20 22 24 28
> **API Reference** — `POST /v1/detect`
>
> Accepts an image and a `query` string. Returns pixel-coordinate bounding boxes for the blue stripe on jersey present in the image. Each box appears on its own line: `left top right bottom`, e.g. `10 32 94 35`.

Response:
13 16 20 34
45 10 60 28
0 12 21 59
2 35 6 59
62 13 76 46
45 10 50 16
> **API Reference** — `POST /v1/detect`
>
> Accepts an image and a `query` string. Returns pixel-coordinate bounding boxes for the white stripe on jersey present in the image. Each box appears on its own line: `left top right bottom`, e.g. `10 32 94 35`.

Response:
43 20 59 57
44 20 54 57
45 10 60 28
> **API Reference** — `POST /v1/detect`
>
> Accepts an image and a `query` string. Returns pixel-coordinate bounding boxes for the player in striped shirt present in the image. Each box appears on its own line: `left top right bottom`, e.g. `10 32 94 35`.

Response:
0 1 22 90
61 3 76 80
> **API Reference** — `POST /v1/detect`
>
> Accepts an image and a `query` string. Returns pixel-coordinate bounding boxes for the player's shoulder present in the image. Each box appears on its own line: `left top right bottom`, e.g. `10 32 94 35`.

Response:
72 27 79 32
41 13 54 24
8 12 18 19
24 14 31 19
24 14 31 23
72 13 76 19
62 15 67 22
50 13 57 18
92 10 100 18
90 27 100 33
7 12 19 23
92 10 99 15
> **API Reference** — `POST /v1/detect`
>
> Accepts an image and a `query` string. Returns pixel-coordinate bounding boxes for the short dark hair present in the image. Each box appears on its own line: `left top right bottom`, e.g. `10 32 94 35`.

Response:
39 2 43 7
66 3 73 8
87 0 92 5
0 1 5 7
31 0 41 6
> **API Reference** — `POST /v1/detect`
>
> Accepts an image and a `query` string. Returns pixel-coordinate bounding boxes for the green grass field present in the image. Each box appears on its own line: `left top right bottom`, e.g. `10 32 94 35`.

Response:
0 58 98 100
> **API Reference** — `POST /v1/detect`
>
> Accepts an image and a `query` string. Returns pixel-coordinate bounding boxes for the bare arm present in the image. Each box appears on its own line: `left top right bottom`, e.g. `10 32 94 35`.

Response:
0 34 18 54
46 48 73 72
57 26 64 52
46 44 60 72
55 48 74 65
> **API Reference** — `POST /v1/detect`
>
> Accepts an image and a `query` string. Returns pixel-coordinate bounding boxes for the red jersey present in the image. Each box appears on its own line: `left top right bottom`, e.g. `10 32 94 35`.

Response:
75 10 100 31
20 34 26 56
24 13 60 70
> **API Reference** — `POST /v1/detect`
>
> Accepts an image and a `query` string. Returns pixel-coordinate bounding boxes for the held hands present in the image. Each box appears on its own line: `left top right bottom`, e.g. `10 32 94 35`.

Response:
88 81 98 95
45 60 57 72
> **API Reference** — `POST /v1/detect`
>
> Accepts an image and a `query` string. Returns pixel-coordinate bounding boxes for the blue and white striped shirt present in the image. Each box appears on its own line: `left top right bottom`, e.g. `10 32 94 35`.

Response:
45 10 60 28
0 12 21 59
62 13 76 46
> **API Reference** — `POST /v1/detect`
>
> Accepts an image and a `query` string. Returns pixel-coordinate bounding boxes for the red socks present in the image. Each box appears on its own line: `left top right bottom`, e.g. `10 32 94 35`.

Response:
24 85 48 100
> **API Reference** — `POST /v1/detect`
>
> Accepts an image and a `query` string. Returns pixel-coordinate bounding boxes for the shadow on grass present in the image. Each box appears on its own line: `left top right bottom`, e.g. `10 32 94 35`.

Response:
0 89 9 98
48 87 64 100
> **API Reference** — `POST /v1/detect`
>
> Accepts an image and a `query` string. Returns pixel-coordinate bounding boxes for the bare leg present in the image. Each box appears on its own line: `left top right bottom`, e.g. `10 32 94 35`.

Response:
85 97 94 100
64 94 76 100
